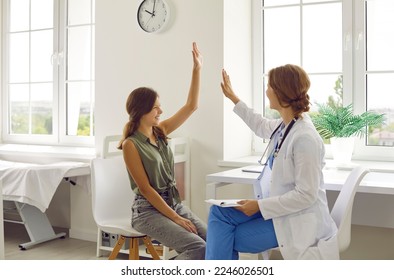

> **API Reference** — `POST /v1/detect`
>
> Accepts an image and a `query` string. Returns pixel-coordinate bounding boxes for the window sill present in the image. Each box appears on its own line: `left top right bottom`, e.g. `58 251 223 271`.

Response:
218 156 394 173
0 144 96 164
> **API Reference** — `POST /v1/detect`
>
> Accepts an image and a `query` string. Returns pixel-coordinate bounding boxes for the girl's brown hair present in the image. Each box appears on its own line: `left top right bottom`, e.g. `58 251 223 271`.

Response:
118 87 167 149
268 64 311 118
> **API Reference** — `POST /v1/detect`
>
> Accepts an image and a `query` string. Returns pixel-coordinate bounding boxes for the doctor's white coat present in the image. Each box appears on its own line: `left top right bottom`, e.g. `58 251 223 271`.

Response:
234 101 339 260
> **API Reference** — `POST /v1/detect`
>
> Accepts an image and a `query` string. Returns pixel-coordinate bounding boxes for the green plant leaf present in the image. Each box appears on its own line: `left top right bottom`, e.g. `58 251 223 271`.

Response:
311 103 385 139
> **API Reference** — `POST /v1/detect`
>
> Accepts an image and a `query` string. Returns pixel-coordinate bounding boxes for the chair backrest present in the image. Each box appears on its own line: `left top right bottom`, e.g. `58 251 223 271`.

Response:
102 135 122 158
90 156 134 226
330 165 370 252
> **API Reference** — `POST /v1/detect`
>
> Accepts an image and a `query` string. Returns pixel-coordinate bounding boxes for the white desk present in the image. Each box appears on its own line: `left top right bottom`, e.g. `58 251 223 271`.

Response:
206 165 394 202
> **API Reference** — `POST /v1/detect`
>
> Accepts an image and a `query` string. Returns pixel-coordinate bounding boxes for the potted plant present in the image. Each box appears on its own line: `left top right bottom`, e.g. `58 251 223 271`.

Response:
311 103 385 163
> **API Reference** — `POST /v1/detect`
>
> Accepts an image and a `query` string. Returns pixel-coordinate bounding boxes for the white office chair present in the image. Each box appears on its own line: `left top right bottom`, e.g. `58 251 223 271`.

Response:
259 165 369 260
91 156 160 260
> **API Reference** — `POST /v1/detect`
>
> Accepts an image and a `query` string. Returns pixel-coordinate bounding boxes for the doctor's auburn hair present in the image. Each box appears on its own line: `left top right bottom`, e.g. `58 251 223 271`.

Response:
118 87 168 150
268 64 311 119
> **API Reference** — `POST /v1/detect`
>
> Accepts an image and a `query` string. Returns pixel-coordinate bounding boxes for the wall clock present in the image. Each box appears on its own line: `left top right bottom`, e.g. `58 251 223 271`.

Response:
137 0 170 33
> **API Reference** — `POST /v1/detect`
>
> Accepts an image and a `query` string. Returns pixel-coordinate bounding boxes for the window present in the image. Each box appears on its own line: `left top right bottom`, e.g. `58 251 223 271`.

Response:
2 0 95 146
253 0 394 160
361 0 394 148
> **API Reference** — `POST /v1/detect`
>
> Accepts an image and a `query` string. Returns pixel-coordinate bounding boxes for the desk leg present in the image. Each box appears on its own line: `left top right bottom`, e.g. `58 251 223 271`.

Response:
15 202 66 250
206 182 231 216
206 182 231 200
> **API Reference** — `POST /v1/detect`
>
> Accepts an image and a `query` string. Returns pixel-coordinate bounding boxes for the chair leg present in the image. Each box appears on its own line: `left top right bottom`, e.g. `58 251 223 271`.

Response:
142 236 160 260
109 235 126 260
128 238 140 260
258 250 271 260
96 228 103 257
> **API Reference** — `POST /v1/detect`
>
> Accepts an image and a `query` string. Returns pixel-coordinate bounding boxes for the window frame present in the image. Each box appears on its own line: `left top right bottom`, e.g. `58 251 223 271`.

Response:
1 0 95 147
251 0 394 162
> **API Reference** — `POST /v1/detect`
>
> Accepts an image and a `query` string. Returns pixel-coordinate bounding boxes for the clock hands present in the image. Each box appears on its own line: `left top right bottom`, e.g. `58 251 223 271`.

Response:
143 0 157 29
144 9 154 16
145 0 156 17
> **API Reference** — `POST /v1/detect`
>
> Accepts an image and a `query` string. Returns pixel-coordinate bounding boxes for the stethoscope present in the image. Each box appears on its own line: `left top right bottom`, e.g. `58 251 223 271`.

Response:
258 118 298 166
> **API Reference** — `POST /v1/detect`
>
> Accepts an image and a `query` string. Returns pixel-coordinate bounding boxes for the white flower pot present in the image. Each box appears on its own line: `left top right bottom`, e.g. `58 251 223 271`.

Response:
330 137 355 164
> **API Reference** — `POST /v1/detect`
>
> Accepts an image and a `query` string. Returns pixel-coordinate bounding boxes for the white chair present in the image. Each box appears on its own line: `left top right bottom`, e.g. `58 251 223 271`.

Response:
93 135 178 260
259 165 369 259
330 165 369 253
91 156 160 260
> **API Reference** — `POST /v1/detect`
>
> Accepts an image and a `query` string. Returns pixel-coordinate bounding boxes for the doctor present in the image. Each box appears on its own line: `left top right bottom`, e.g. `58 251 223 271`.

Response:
205 64 339 260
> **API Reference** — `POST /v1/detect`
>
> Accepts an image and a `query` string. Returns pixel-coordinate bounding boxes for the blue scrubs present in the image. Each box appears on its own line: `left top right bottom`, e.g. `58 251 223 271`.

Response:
205 205 278 260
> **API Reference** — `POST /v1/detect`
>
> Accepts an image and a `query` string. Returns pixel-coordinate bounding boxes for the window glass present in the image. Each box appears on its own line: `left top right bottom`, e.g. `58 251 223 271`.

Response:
66 81 93 136
31 83 53 134
9 0 29 32
9 33 30 83
67 26 92 81
366 74 394 146
364 0 394 147
303 3 342 73
263 6 300 72
308 74 342 110
65 0 95 138
6 1 55 137
263 0 338 7
31 0 54 30
263 0 299 6
9 84 29 134
31 30 54 82
303 0 337 3
68 0 92 25
366 0 394 71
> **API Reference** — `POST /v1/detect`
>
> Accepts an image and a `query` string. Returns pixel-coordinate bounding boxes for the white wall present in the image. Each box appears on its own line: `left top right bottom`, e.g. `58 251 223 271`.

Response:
223 0 254 160
95 0 253 221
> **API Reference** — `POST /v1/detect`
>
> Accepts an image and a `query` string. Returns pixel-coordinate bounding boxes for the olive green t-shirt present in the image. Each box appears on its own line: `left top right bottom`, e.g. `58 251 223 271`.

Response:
126 131 180 205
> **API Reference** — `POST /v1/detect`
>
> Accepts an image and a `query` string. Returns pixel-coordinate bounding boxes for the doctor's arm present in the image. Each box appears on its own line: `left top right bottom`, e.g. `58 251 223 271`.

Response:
221 70 280 139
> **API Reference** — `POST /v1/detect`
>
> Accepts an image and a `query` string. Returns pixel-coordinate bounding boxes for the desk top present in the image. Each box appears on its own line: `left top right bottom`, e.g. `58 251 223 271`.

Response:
206 165 394 195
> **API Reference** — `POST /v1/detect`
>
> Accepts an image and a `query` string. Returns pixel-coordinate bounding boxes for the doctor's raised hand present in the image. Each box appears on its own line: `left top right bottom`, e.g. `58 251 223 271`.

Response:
220 69 240 105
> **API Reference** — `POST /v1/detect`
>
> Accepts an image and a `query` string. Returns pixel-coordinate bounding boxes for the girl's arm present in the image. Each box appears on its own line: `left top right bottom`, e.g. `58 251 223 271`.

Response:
159 42 202 135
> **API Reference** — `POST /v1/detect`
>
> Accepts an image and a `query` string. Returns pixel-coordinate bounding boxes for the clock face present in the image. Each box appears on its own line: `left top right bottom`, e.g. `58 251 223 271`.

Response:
137 0 169 33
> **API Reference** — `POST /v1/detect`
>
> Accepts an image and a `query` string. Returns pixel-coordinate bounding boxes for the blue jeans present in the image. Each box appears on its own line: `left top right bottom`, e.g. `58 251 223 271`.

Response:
132 193 207 260
205 205 278 260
